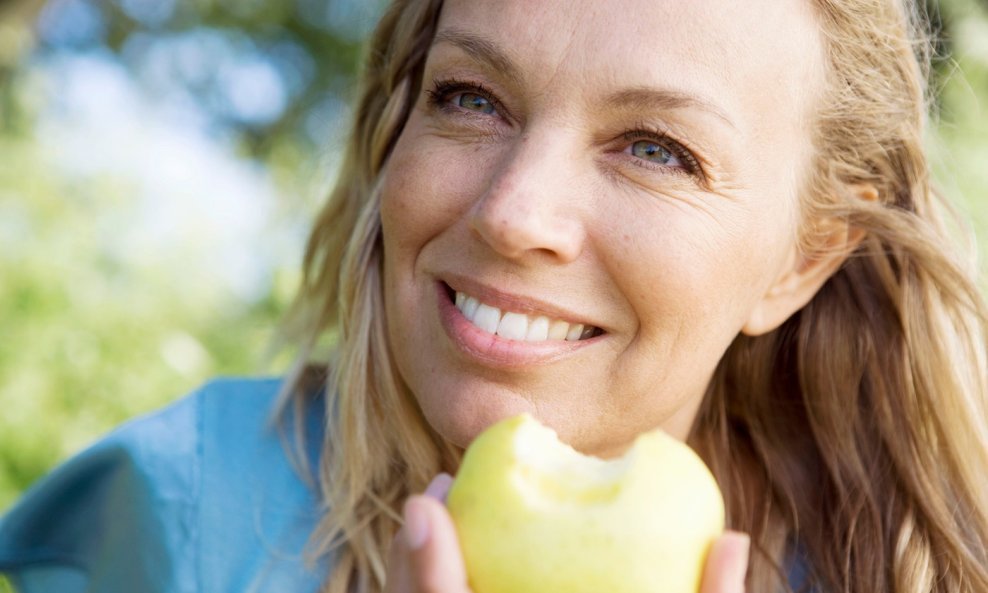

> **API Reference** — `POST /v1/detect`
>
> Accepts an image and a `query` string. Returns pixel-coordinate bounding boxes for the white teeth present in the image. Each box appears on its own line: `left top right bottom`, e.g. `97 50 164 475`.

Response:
463 296 480 319
473 303 502 334
453 290 598 343
526 316 550 341
497 312 529 340
547 320 570 340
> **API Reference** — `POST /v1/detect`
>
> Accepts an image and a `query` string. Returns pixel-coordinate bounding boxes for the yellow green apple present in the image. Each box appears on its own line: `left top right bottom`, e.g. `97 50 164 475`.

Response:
447 413 724 593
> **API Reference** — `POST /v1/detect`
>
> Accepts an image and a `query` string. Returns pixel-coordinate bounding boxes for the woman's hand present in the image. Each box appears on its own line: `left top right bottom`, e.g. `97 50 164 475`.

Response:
385 473 471 593
384 473 749 593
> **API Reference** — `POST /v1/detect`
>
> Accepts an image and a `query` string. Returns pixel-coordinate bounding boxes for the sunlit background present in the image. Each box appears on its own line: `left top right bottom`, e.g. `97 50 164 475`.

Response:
0 0 985 533
0 0 385 520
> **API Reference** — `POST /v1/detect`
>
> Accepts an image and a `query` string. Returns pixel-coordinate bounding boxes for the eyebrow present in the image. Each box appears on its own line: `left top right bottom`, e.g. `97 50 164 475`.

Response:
432 29 524 86
605 87 736 130
432 28 735 129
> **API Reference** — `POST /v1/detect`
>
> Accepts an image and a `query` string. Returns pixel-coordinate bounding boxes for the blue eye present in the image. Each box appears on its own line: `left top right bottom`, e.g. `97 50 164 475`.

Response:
427 79 506 120
454 92 496 114
630 140 680 167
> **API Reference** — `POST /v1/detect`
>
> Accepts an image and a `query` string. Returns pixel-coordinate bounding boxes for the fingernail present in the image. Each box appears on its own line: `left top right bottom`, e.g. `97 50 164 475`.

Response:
404 499 429 550
424 473 454 501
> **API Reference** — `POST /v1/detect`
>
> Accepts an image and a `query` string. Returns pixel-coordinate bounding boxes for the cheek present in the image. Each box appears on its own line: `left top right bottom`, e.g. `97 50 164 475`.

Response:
379 128 494 258
380 140 439 255
608 198 789 336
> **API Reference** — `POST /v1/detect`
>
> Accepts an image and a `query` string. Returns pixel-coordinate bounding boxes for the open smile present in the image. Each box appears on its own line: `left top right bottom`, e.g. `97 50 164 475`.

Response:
445 284 603 342
434 280 606 369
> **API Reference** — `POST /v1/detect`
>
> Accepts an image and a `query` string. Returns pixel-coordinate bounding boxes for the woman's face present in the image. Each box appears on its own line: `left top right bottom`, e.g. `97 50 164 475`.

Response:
380 0 825 456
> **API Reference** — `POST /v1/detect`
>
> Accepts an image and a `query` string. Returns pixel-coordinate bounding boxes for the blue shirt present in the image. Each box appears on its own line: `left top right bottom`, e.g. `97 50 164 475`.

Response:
0 377 330 593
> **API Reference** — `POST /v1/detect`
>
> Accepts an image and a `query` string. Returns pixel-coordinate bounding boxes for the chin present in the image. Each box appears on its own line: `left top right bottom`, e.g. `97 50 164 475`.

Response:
415 385 539 451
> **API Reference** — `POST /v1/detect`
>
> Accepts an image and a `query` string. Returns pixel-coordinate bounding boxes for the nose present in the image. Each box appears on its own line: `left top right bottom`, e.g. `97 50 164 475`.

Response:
469 131 586 264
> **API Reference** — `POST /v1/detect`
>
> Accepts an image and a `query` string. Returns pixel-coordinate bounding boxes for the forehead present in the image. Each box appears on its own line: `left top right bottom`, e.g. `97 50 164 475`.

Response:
435 0 825 134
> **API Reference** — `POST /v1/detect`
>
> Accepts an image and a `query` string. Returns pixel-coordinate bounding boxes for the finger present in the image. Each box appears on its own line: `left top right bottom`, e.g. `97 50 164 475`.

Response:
404 494 472 593
385 529 412 593
383 474 461 593
700 531 750 593
423 473 454 502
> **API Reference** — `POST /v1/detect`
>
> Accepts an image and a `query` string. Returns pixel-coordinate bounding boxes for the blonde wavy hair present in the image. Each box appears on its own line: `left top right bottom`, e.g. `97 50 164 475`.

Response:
278 0 988 591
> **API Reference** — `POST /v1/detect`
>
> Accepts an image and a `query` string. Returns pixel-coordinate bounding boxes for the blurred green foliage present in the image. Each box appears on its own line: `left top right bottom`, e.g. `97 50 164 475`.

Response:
0 0 986 524
934 0 988 271
0 0 380 512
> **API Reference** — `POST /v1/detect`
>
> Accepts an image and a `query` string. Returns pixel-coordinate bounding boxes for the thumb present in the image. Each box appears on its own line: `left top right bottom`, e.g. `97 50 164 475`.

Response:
403 493 472 592
700 531 750 593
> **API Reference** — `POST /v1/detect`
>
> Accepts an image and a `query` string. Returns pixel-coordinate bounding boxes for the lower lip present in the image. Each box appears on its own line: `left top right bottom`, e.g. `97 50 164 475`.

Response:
435 283 598 368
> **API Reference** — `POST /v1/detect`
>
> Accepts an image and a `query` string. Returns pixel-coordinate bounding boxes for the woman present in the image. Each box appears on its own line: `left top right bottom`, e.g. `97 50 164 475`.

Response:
1 0 986 592
286 0 988 591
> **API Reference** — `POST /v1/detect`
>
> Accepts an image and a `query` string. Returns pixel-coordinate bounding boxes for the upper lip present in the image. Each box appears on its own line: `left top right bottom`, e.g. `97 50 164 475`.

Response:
440 272 607 331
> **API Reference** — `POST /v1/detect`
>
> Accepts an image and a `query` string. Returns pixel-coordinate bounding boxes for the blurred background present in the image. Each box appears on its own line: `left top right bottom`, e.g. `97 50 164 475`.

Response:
0 0 386 521
0 0 985 538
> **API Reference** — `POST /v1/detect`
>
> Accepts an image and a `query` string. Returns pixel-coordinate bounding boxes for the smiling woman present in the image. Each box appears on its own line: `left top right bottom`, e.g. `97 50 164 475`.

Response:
1 0 986 592
288 0 988 591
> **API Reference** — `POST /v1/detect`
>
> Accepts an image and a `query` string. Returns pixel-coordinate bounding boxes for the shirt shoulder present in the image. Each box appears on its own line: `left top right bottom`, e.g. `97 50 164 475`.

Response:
0 376 328 593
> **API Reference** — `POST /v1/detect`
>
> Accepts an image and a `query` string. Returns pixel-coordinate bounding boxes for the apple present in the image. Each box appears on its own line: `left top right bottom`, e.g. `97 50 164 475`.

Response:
446 413 724 593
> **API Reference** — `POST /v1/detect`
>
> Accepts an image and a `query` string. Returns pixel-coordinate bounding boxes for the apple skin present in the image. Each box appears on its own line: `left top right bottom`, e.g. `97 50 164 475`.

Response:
447 414 724 593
